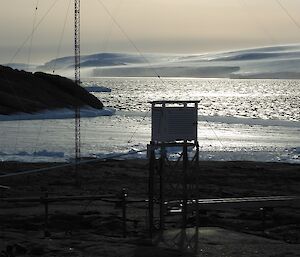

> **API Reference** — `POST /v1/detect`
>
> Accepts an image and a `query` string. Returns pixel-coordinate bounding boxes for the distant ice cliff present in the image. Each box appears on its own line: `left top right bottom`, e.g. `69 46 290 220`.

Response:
4 44 300 79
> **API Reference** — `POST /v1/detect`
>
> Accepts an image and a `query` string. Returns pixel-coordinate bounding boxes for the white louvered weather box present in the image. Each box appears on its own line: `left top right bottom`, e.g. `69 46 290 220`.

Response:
150 101 199 142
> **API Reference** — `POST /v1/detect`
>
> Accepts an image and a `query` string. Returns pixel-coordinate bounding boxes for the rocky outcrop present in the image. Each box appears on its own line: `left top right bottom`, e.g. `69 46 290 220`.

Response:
0 65 103 115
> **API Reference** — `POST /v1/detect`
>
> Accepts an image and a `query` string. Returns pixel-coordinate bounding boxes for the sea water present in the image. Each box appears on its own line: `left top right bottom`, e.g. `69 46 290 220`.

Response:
0 77 299 163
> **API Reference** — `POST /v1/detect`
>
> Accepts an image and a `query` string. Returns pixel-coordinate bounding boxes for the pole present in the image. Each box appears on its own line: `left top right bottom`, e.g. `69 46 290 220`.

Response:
148 143 155 238
182 141 188 228
74 0 81 186
159 145 166 231
121 188 127 238
194 141 200 253
74 0 81 166
42 190 50 237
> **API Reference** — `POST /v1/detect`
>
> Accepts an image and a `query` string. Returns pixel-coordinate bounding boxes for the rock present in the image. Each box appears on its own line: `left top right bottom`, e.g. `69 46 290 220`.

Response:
0 65 103 115
29 246 45 256
13 244 27 255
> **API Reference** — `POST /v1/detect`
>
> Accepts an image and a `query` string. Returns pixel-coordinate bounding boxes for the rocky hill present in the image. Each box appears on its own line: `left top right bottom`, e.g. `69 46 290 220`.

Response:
0 65 103 115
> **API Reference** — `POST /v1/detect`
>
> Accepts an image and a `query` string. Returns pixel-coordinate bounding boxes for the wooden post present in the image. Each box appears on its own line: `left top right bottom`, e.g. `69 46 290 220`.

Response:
260 207 267 230
121 188 127 238
159 145 166 231
148 143 155 238
194 141 200 253
43 190 50 237
75 164 81 188
182 142 188 228
0 185 10 198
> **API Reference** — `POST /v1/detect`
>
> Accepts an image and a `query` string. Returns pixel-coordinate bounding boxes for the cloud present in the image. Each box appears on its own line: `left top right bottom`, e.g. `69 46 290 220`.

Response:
1 0 300 63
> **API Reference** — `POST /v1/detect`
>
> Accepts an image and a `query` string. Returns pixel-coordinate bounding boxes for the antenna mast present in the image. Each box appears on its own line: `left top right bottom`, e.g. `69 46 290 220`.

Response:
74 0 81 162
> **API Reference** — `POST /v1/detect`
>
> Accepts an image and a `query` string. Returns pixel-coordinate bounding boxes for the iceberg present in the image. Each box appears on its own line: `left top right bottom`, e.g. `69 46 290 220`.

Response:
84 85 112 92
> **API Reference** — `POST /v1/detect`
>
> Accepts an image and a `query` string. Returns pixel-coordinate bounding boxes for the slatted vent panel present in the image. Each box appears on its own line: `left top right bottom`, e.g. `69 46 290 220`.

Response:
152 107 197 142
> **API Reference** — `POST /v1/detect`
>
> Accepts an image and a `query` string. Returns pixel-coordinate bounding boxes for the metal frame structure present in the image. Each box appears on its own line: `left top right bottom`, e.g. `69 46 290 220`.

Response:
148 100 201 253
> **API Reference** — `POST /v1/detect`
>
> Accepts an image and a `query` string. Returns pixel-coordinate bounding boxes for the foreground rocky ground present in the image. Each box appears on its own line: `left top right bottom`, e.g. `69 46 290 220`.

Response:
0 160 299 256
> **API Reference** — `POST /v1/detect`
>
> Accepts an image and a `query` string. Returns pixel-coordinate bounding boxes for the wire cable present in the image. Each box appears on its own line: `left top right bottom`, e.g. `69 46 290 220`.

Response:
275 0 300 31
9 0 60 64
95 0 165 83
52 0 72 74
205 119 224 147
27 0 40 70
93 0 123 77
127 108 151 144
4 0 54 156
8 0 42 159
0 149 147 179
238 0 278 44
95 0 183 144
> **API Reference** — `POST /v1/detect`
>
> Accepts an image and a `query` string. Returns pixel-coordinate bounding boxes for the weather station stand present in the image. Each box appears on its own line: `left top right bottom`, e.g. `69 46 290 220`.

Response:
147 100 201 253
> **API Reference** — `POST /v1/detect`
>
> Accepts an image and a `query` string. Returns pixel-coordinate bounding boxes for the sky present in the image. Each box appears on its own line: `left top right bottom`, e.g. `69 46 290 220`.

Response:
0 0 300 64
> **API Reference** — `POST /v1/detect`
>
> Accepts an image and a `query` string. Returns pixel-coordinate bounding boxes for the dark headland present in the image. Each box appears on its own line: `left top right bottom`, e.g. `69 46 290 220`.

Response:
0 65 103 115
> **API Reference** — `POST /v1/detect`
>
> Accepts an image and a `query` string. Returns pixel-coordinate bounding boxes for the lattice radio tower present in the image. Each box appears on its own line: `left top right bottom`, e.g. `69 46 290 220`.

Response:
74 0 81 162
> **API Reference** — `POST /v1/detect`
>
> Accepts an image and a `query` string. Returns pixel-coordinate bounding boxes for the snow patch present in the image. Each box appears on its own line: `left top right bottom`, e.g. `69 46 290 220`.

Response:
0 107 115 121
199 115 300 128
0 150 67 162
